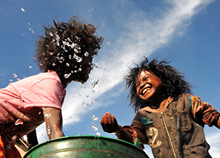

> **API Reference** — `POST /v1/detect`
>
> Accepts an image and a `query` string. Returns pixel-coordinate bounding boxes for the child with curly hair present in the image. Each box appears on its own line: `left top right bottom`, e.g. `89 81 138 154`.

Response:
100 58 219 158
0 16 103 158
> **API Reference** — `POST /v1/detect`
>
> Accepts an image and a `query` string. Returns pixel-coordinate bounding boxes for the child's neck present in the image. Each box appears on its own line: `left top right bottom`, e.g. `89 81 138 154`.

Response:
150 96 169 113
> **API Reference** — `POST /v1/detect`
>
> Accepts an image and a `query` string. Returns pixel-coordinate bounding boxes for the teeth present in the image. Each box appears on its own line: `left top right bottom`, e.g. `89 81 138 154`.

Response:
142 88 150 94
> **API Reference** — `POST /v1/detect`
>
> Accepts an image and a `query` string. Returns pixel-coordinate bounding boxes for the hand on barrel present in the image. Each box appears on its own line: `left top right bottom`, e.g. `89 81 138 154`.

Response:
100 112 120 133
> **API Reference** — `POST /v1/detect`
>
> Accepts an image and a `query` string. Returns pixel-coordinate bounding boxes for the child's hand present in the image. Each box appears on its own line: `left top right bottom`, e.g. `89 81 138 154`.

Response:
100 112 120 133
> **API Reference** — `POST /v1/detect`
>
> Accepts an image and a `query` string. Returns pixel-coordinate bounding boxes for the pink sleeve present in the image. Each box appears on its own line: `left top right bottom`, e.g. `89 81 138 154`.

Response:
21 78 64 109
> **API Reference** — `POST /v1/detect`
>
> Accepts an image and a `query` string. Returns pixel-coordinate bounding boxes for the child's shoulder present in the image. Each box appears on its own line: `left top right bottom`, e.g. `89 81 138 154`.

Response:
175 93 200 100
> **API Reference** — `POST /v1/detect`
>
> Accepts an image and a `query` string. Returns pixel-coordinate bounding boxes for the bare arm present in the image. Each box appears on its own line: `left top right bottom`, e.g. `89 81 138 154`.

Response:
100 112 133 142
43 107 64 139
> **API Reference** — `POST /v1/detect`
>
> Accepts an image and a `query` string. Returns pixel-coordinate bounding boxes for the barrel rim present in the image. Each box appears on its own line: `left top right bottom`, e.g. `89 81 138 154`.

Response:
24 135 145 157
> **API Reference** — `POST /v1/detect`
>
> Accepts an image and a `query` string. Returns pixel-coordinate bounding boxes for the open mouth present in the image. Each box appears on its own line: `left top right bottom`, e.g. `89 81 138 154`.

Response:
141 84 151 95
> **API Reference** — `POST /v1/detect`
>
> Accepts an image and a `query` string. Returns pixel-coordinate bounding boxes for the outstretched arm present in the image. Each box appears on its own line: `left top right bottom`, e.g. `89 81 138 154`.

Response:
43 107 64 139
100 112 133 142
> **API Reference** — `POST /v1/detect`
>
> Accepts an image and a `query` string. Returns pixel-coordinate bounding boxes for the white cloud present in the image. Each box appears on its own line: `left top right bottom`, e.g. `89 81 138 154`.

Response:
0 69 8 77
36 0 214 144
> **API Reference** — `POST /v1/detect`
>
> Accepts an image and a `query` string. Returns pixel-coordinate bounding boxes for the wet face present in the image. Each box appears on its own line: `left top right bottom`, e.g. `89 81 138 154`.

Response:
135 70 164 103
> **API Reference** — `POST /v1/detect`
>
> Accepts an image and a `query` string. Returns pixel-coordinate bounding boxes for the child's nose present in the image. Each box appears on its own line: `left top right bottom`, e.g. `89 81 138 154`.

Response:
140 82 145 89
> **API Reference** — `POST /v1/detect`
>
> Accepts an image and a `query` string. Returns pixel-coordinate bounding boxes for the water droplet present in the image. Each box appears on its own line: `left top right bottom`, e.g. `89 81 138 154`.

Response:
21 7 25 12
44 113 51 118
91 78 99 89
13 73 18 78
73 54 82 63
14 119 23 125
47 126 51 135
49 32 53 36
12 135 17 141
64 73 71 78
92 115 98 121
91 125 98 131
84 52 89 57
96 132 101 136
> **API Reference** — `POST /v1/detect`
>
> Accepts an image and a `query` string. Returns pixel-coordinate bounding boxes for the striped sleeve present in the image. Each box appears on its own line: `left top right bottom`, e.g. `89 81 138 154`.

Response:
190 95 220 127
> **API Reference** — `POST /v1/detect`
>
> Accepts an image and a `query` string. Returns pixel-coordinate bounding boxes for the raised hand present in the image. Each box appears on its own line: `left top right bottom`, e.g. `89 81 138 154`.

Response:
100 112 120 133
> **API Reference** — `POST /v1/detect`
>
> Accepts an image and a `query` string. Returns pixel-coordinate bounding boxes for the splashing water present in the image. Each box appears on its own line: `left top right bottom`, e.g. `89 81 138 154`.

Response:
92 115 98 121
14 119 24 125
64 73 71 78
13 73 18 78
84 52 89 57
21 7 25 12
73 53 82 63
91 125 98 131
96 132 101 136
91 78 99 89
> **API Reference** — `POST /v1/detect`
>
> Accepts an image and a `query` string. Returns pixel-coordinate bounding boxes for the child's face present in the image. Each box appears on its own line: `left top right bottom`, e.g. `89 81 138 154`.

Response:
135 70 164 103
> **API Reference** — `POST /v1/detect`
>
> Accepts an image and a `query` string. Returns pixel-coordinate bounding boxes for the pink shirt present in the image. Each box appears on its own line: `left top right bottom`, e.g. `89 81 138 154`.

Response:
0 71 64 143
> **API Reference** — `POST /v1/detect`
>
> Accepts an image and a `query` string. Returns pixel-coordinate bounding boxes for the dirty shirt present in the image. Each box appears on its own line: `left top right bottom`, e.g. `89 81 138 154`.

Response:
119 94 219 158
0 71 64 144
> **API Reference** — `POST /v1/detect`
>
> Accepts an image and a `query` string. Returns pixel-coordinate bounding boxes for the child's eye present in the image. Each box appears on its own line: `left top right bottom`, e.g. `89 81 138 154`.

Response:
135 83 140 87
144 76 148 80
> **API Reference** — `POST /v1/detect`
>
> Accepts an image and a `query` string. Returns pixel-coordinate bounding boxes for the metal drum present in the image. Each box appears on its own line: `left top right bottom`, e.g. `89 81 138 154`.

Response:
24 135 149 158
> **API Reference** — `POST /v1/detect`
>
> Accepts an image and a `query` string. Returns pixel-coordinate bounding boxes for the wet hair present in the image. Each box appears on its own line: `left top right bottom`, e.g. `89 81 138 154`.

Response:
124 57 192 112
35 16 103 80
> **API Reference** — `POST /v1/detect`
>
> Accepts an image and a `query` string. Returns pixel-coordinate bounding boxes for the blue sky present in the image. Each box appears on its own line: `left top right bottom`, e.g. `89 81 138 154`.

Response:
1 0 220 157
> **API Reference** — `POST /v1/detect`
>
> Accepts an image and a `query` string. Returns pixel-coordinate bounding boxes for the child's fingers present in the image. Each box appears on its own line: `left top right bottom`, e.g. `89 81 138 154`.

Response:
100 112 119 133
107 113 112 124
112 115 119 131
112 115 118 126
100 112 112 132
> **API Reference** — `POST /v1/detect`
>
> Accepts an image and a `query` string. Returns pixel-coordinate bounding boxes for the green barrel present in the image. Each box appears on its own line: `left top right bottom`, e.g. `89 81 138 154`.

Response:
24 135 149 158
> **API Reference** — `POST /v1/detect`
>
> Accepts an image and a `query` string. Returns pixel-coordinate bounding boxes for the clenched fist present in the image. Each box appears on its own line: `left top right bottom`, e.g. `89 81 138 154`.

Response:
100 112 120 133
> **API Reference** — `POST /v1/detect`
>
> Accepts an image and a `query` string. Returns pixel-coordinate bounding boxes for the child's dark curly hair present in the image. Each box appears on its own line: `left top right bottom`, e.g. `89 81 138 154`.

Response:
35 16 103 79
124 57 192 112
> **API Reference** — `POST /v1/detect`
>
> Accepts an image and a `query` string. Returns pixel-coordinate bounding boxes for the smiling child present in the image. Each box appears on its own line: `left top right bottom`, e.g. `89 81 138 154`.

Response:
100 57 219 158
